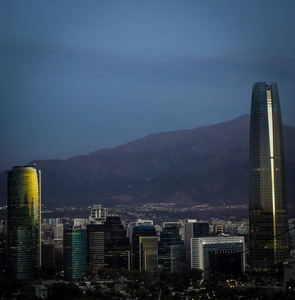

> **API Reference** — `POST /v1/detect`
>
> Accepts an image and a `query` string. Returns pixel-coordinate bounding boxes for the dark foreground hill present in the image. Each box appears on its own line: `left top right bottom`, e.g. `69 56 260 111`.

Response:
1 115 295 213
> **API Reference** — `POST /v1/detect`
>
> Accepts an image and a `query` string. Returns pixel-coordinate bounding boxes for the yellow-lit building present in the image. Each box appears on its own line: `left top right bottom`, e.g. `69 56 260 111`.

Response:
7 166 41 280
249 83 288 273
139 236 158 272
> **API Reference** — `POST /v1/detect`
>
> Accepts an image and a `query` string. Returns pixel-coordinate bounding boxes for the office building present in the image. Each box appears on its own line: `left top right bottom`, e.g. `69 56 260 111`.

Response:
89 205 108 224
214 224 224 235
7 166 41 280
73 218 88 227
131 226 157 270
284 257 295 282
158 227 184 273
104 216 130 269
87 223 105 269
139 236 158 272
41 243 55 268
87 205 107 270
64 227 87 281
171 243 186 273
42 218 62 225
249 82 288 272
163 221 183 229
184 220 209 267
87 215 130 270
127 219 153 242
54 223 64 239
191 236 245 279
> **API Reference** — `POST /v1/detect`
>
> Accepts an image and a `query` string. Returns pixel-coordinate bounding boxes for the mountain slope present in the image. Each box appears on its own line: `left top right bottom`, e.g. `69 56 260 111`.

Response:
1 115 295 211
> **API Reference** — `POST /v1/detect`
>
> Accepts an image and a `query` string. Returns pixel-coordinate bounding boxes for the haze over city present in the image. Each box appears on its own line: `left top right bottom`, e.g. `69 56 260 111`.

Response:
1 0 295 171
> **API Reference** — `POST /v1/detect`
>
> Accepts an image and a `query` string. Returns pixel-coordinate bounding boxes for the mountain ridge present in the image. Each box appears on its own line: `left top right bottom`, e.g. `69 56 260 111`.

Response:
1 115 294 215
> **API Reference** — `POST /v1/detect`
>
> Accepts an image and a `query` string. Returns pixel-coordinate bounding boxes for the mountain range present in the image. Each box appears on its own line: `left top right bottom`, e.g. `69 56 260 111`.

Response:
1 115 295 214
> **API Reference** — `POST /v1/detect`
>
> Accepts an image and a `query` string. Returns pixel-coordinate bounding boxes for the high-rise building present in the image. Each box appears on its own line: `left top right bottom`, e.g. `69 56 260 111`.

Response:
191 236 245 279
87 215 130 270
104 216 130 269
87 204 107 270
7 166 41 280
54 223 64 239
63 227 87 281
249 82 288 273
127 219 153 242
184 220 209 267
131 226 157 270
139 236 158 272
171 243 186 273
87 223 105 269
158 227 184 273
41 243 55 268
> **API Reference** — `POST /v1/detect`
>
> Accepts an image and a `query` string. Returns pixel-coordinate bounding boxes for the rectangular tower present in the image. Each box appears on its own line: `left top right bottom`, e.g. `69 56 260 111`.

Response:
131 226 157 270
87 223 105 269
104 216 130 270
139 236 158 272
64 227 87 281
184 220 209 268
249 82 288 273
158 226 183 273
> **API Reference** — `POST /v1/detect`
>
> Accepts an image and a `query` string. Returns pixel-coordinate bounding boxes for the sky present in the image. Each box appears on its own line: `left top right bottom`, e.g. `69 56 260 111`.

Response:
1 0 295 171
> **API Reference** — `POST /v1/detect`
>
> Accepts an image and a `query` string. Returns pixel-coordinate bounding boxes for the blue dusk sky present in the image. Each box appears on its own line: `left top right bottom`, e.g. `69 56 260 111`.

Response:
1 0 295 171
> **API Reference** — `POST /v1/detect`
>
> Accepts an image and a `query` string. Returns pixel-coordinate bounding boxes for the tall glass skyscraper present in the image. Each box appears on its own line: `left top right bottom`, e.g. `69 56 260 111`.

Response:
104 216 130 270
131 226 157 270
158 227 183 273
7 166 41 280
249 82 288 273
64 227 87 281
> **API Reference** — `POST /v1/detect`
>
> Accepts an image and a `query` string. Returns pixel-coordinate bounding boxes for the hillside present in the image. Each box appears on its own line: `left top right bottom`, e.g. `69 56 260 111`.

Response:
1 115 295 213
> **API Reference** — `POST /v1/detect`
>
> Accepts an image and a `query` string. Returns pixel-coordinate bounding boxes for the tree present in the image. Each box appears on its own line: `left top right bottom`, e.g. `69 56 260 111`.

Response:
47 282 83 300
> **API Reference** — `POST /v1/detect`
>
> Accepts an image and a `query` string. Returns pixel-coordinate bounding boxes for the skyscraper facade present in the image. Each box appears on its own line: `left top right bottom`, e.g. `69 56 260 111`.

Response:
184 220 209 268
104 216 130 269
64 227 87 281
87 223 105 269
191 236 245 279
249 82 288 272
131 226 157 270
158 227 183 273
171 244 186 273
139 236 158 272
7 166 41 280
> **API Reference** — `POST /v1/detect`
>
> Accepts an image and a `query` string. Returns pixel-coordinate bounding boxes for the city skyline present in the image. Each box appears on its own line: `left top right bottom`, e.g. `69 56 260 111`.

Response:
1 1 295 171
1 201 293 298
